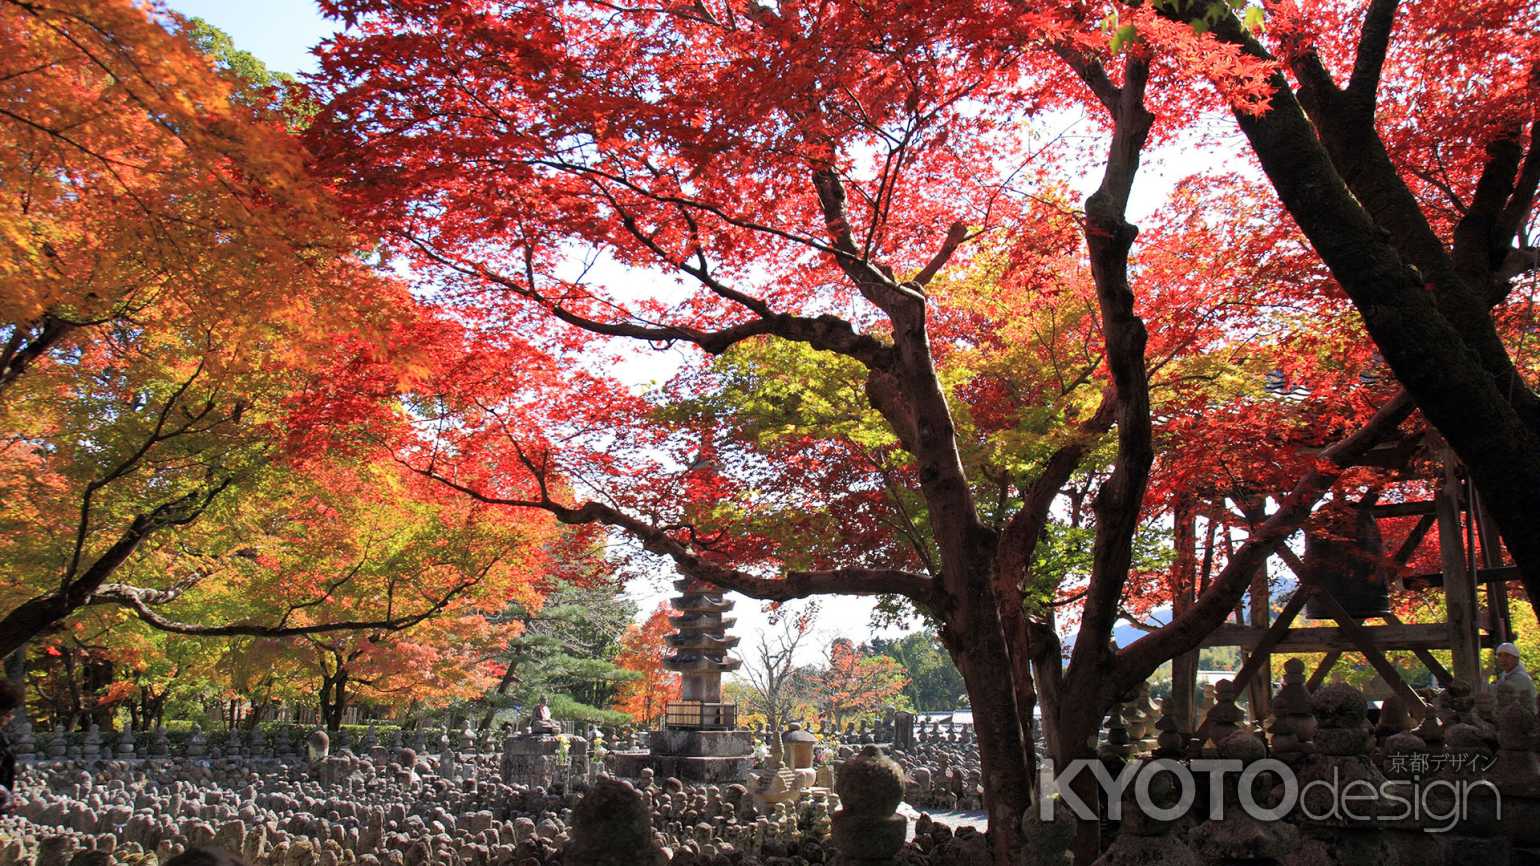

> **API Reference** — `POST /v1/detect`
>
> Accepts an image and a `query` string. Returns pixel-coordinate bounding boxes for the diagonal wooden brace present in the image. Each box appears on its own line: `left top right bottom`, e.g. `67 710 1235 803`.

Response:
1194 585 1309 745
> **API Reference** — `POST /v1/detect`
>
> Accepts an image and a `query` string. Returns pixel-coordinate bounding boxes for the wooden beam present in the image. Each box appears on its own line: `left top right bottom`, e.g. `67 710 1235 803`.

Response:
1380 612 1453 686
1308 587 1427 718
1199 621 1492 653
1437 455 1482 689
1370 501 1438 517
1307 651 1342 690
1391 513 1437 568
1401 564 1519 590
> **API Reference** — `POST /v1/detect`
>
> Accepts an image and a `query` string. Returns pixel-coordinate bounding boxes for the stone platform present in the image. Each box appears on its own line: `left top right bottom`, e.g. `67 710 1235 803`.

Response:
501 734 562 787
641 753 754 783
603 729 754 783
649 729 752 757
606 749 753 783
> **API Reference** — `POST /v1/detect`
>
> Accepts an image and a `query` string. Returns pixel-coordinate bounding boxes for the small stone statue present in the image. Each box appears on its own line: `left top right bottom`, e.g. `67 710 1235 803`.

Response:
1269 658 1316 761
149 724 170 758
307 728 330 764
115 726 135 758
46 724 67 759
1204 678 1245 750
530 695 560 736
831 745 906 865
81 722 102 762
9 715 35 762
186 724 207 758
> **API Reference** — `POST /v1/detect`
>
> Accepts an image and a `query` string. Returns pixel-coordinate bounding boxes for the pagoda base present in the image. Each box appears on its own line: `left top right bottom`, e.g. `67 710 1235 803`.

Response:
627 728 754 783
650 729 753 757
646 754 755 783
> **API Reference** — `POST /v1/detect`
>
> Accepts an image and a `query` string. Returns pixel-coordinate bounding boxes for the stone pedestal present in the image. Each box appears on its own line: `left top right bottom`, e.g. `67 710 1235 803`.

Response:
501 734 563 788
646 729 753 782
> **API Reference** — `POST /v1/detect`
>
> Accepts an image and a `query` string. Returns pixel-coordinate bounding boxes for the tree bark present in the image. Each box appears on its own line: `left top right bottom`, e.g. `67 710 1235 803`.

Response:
0 511 163 659
937 563 1032 866
1187 5 1540 621
320 669 349 732
1169 502 1199 731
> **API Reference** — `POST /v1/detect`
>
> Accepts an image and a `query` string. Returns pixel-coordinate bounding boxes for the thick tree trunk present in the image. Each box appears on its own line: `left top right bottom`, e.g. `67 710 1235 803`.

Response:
1052 686 1114 864
1195 11 1540 621
85 658 114 731
939 564 1032 866
320 671 348 732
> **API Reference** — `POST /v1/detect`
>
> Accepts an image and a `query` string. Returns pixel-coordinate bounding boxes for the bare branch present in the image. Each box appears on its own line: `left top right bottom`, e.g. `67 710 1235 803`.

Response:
912 221 970 287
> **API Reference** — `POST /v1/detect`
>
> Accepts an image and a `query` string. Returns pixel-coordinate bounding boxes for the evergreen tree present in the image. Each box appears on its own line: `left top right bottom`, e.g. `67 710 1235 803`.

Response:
869 633 968 713
473 579 638 728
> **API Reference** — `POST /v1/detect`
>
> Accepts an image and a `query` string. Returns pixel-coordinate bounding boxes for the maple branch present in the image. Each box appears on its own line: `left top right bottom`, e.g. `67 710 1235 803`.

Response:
596 179 776 318
405 235 896 369
0 476 233 660
806 167 985 569
408 462 936 605
1501 245 1540 284
63 357 210 588
534 156 853 263
1114 389 1416 690
0 314 74 397
94 554 499 639
95 582 465 638
810 166 926 314
1051 45 1119 112
995 388 1117 589
991 387 1115 750
1061 51 1155 720
913 221 970 287
1495 109 1540 280
1345 0 1400 113
1454 130 1529 287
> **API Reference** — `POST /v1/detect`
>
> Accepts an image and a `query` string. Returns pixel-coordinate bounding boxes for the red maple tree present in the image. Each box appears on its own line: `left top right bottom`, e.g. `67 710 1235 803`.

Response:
612 603 682 728
307 3 1538 861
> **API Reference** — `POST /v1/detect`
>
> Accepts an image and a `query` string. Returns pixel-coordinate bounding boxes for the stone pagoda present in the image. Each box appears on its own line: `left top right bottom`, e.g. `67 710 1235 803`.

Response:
647 576 753 781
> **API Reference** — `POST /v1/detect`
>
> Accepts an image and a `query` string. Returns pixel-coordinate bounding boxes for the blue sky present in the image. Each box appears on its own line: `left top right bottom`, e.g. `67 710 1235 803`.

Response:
171 0 336 74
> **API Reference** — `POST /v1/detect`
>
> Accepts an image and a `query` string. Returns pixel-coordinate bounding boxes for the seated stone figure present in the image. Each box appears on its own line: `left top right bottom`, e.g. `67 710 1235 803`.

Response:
530 696 561 736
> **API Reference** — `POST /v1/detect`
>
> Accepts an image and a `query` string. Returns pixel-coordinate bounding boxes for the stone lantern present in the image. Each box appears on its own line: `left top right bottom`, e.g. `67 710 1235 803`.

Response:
781 722 817 770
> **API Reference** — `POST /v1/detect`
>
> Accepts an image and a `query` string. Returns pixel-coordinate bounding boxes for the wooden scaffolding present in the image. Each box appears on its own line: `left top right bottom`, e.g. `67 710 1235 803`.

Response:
1189 435 1515 732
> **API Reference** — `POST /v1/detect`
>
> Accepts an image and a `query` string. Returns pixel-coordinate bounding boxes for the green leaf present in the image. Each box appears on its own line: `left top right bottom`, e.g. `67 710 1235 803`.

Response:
1110 23 1138 54
1243 5 1265 33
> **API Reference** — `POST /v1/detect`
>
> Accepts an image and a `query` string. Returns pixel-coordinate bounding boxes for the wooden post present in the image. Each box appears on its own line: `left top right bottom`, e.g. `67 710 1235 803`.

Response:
1471 488 1511 645
1307 651 1342 690
1437 453 1482 690
1246 565 1271 722
1170 501 1199 731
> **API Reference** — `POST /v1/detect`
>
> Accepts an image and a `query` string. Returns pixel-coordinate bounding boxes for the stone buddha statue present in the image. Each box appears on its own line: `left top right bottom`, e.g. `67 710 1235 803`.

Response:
531 695 561 736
